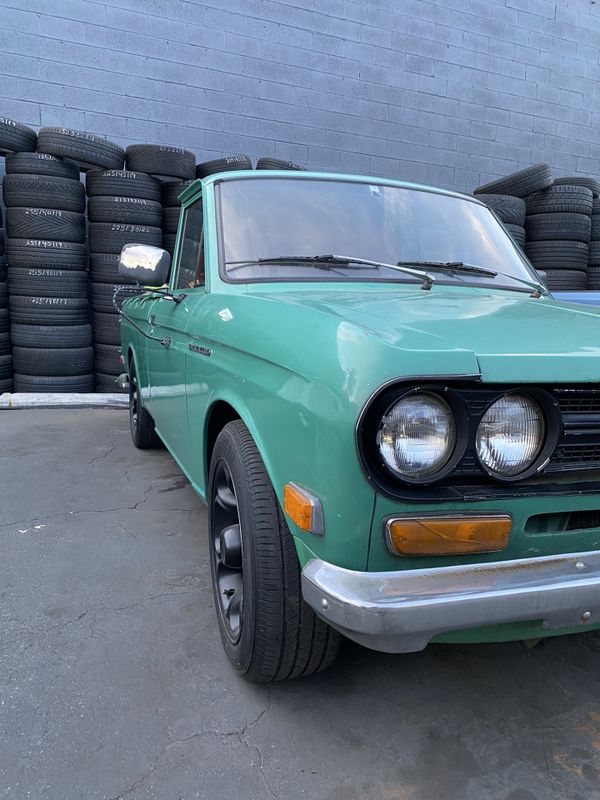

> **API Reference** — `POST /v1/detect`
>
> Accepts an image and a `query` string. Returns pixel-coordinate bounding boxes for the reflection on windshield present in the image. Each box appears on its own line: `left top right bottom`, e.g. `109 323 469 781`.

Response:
219 177 536 286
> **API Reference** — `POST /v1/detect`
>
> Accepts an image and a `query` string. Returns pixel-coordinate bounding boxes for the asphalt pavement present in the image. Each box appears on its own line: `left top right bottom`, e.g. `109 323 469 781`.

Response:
2 408 600 800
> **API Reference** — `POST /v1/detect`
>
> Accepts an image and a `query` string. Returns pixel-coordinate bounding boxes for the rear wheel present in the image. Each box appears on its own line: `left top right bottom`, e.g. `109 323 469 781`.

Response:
208 420 341 682
128 359 160 449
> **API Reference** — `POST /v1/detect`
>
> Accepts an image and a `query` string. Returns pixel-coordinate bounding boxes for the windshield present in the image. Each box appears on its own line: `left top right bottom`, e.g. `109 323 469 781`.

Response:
218 177 538 288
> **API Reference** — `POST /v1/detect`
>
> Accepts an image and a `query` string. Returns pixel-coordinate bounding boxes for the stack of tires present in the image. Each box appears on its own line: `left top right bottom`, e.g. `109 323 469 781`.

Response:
0 208 10 394
125 145 195 259
557 180 600 290
3 148 93 393
255 157 306 171
524 180 594 291
87 169 162 390
0 118 39 394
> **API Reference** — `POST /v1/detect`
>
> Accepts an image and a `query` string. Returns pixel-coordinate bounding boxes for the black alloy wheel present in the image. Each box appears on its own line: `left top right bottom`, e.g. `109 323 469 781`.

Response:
210 457 244 642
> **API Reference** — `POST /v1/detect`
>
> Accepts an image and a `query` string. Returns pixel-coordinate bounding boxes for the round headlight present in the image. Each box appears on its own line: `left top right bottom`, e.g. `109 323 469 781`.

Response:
377 392 456 480
476 394 545 477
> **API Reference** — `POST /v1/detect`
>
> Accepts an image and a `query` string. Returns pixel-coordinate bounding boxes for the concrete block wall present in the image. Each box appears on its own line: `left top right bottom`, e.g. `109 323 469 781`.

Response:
0 0 599 192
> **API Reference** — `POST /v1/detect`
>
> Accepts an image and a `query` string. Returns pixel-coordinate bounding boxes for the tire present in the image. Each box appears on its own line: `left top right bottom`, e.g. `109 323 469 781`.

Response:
10 323 92 349
6 208 85 243
6 238 87 270
255 157 306 172
544 270 588 290
505 224 525 247
95 372 124 392
128 358 160 447
89 253 136 285
589 241 600 266
3 175 85 212
93 311 121 345
9 295 89 326
524 240 589 272
525 185 593 216
91 282 141 313
473 163 553 198
7 268 88 298
476 194 526 226
196 155 252 178
86 169 160 201
0 282 6 306
13 373 94 393
37 127 124 171
0 230 4 257
162 206 181 234
161 180 194 207
126 144 195 179
12 345 93 376
592 215 600 241
554 176 600 197
0 354 12 379
525 213 592 243
94 343 121 375
0 332 10 356
88 222 162 254
88 196 162 226
0 117 37 155
5 151 79 179
0 308 8 333
163 233 176 254
208 420 340 682
0 257 6 283
0 377 13 393
588 266 600 290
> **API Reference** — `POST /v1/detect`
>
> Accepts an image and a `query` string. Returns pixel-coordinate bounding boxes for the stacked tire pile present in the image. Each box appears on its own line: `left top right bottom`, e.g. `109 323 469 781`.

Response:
2 128 94 392
87 168 162 391
0 119 40 394
5 127 128 393
123 145 195 260
0 206 10 394
524 178 594 291
474 164 600 292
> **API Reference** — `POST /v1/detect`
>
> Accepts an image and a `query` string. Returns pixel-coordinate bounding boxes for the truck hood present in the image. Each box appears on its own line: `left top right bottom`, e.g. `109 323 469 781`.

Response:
251 285 600 383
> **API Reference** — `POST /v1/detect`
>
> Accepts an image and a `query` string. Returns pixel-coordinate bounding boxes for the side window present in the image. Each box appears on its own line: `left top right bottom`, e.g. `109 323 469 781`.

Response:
174 198 204 290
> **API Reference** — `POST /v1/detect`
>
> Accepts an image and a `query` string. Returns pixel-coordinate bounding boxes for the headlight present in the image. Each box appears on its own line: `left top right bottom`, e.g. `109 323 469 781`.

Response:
377 392 456 480
476 394 545 477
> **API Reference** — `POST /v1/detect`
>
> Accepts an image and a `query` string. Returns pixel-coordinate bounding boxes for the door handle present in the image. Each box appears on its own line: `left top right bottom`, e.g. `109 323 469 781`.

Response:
149 314 155 325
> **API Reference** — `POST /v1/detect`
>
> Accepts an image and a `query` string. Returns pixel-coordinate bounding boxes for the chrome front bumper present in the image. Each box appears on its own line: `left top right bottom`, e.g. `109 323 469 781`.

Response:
301 551 600 653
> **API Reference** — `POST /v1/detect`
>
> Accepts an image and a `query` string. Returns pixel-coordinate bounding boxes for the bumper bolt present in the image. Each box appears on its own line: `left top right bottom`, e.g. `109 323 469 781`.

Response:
321 598 329 610
575 561 585 570
582 611 592 621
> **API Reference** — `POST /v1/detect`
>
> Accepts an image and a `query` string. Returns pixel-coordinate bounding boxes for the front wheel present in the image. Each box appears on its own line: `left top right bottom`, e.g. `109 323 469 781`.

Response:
208 420 341 682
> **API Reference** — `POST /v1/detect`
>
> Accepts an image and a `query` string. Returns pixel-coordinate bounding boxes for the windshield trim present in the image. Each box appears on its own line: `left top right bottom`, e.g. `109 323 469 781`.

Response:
215 176 535 290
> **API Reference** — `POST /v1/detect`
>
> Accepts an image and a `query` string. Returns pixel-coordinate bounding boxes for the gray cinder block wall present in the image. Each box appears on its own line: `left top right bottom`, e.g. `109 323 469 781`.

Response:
0 0 599 192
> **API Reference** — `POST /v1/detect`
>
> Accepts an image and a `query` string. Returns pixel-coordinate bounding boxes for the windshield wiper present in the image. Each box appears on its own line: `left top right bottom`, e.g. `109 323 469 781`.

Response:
396 260 548 298
225 254 436 290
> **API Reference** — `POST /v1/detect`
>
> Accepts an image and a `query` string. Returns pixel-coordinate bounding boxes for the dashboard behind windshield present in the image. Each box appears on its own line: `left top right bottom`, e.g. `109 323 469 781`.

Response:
217 177 536 287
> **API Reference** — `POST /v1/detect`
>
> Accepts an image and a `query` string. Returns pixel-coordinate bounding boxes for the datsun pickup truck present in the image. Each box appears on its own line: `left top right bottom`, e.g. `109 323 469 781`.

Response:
118 170 600 683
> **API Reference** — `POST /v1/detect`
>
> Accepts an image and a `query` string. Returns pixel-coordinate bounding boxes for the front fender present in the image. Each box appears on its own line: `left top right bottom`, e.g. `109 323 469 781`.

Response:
186 361 376 571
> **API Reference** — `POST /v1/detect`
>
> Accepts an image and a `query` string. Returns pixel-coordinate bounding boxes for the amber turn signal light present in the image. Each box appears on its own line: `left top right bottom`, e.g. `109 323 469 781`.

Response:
385 514 511 557
284 483 324 535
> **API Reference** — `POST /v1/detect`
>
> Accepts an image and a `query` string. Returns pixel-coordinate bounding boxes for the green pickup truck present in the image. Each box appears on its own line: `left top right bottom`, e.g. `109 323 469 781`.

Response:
118 170 600 682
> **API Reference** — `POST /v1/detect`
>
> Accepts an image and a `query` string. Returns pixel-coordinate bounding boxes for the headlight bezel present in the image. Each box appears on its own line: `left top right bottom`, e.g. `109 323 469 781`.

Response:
375 388 468 485
356 379 561 494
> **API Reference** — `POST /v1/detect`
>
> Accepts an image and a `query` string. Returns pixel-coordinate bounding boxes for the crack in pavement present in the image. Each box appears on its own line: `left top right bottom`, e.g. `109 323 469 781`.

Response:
107 697 277 800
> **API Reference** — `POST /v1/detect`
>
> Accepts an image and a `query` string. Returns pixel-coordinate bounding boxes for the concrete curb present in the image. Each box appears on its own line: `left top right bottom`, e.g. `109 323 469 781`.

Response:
0 392 128 409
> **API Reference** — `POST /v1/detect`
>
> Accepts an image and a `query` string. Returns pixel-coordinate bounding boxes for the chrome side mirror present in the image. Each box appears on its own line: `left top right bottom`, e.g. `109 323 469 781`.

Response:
118 244 171 286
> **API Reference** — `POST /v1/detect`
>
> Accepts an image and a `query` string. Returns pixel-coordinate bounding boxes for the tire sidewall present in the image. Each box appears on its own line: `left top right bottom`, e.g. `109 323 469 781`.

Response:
208 428 259 676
